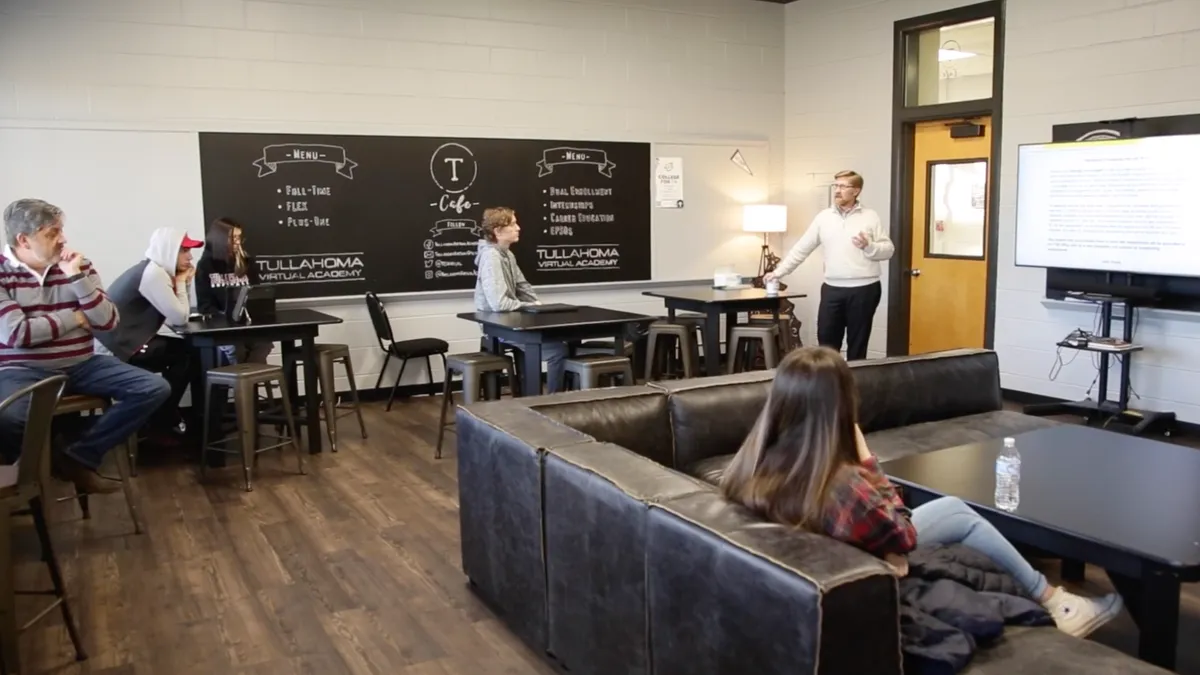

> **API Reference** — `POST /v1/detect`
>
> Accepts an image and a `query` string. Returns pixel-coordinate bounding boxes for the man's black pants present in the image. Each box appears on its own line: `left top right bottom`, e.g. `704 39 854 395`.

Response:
816 281 882 361
127 335 193 429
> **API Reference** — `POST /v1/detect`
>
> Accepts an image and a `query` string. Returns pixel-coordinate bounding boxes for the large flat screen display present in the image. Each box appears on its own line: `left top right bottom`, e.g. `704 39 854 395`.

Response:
1015 134 1200 278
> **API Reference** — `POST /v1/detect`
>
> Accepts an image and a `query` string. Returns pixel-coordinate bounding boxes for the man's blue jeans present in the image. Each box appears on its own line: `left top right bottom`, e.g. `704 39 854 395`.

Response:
0 355 172 470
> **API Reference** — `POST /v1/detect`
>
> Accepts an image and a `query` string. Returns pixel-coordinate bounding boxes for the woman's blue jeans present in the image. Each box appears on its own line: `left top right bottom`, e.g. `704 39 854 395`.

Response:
913 496 1049 599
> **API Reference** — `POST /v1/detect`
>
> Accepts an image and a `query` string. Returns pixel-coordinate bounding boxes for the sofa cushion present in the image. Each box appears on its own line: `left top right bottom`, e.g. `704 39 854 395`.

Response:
686 454 734 486
646 491 902 675
854 349 1004 433
865 410 1060 462
649 371 775 469
961 626 1169 674
528 387 674 467
681 411 1061 485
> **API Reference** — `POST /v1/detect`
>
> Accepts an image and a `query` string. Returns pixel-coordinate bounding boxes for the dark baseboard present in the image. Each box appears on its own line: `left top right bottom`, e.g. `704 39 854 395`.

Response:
1001 388 1196 438
357 373 538 403
1001 389 1060 406
356 380 458 402
181 375 529 413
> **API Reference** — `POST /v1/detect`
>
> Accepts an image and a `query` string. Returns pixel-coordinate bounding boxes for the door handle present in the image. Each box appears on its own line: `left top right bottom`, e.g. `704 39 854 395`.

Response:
909 269 921 277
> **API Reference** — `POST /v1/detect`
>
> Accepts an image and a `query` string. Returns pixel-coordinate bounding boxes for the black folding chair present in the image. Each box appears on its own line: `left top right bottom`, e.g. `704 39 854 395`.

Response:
364 291 450 411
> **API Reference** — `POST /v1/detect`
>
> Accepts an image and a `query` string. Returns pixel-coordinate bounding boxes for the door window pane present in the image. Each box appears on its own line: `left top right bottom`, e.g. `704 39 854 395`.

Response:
906 18 994 106
927 160 987 259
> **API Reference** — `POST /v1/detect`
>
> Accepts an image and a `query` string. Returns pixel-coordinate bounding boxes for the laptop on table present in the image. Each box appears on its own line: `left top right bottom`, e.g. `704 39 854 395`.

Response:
227 284 278 323
519 303 578 314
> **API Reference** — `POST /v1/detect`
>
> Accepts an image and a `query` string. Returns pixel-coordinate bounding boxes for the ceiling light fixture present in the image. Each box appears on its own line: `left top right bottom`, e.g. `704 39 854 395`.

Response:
939 48 976 61
938 40 975 61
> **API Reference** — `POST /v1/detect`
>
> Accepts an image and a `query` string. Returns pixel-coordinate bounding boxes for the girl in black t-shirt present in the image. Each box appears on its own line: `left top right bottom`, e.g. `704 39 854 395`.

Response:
196 217 273 364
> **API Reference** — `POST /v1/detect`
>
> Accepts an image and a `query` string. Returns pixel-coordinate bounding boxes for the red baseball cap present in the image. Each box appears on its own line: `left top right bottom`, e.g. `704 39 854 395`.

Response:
181 234 204 249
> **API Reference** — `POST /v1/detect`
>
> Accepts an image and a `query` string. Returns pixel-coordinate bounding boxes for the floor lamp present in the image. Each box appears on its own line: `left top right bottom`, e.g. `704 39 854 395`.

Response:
743 204 788 281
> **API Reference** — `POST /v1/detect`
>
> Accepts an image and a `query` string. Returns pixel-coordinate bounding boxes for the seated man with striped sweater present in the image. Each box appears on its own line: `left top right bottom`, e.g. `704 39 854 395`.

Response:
0 198 171 494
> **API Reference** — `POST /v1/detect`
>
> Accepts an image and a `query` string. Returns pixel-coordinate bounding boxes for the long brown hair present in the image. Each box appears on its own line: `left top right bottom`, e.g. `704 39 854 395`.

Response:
719 346 861 529
206 217 247 276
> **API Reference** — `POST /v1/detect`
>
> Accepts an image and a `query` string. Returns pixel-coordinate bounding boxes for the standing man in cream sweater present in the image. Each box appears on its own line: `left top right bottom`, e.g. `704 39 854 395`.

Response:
765 170 893 360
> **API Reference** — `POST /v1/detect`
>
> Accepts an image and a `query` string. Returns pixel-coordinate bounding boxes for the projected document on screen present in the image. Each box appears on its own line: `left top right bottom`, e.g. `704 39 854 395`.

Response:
1014 134 1200 278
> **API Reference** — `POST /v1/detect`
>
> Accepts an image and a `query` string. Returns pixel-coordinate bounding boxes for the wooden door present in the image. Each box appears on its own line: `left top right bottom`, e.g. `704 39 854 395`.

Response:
908 117 991 354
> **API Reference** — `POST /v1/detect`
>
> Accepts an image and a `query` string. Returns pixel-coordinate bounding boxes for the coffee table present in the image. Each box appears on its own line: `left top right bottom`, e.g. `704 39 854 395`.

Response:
882 425 1200 671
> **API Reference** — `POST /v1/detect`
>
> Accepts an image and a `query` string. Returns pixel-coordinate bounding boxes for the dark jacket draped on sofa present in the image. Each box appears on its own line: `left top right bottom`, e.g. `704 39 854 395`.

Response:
901 544 1055 674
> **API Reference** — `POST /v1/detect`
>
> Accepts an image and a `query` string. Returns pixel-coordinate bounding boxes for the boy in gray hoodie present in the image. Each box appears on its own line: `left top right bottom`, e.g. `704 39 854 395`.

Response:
96 226 202 434
473 207 568 393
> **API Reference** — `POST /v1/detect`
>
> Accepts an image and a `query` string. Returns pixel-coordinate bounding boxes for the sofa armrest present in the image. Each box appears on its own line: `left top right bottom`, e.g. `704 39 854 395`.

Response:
544 443 712 675
647 492 902 675
455 401 594 650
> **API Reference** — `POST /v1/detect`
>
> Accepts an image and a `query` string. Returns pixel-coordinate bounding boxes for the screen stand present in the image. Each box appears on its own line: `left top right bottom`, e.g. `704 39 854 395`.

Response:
1022 295 1177 437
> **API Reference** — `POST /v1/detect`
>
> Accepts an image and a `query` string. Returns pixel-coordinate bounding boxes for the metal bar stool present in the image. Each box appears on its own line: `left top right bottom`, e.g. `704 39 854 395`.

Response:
280 343 368 453
51 395 142 534
644 316 704 381
436 352 519 459
749 314 799 353
727 323 781 373
0 374 86 673
201 363 304 491
563 354 635 390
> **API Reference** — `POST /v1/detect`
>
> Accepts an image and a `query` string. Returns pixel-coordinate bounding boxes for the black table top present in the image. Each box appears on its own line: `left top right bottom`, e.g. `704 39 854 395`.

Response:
882 425 1200 570
173 308 343 335
642 285 806 303
456 306 655 331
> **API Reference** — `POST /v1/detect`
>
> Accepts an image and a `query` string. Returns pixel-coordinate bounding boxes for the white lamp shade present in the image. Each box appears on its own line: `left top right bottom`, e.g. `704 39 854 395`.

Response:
742 204 787 233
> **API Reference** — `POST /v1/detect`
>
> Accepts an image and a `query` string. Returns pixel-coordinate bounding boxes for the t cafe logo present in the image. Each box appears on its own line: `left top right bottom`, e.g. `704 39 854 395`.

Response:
430 142 478 215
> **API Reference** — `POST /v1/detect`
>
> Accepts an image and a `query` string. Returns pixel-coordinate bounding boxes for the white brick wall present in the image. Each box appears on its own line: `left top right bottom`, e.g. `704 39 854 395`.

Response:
0 0 785 392
786 0 1200 423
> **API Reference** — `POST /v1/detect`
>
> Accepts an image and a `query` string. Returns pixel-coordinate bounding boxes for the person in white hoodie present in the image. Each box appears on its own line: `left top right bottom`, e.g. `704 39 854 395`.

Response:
473 206 568 393
95 227 203 434
764 170 894 361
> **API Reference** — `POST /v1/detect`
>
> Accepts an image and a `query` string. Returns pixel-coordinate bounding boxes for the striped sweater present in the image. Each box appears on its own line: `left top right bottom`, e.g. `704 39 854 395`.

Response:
0 248 119 369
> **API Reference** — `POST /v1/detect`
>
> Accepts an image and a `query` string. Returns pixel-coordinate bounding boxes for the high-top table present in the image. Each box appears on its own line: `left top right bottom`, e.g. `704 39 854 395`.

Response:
882 425 1200 670
173 308 343 455
642 285 807 376
457 306 655 397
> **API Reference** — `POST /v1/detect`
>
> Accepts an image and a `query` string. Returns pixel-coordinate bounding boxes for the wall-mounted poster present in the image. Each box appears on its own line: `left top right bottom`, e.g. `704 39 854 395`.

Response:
654 156 684 208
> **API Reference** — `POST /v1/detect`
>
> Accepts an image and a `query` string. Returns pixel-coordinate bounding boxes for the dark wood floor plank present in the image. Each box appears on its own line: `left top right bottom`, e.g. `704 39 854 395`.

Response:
15 397 1196 675
258 520 358 615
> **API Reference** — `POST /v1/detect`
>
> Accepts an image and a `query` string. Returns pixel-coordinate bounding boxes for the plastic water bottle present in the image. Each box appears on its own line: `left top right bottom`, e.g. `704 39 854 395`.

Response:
994 437 1021 512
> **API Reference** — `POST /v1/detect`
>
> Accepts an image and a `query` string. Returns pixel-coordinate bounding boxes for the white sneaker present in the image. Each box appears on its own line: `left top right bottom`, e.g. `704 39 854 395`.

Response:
1043 586 1123 638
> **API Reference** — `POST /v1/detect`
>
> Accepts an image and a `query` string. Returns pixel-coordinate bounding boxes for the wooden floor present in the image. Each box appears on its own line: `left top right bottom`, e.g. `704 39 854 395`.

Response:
10 397 1200 674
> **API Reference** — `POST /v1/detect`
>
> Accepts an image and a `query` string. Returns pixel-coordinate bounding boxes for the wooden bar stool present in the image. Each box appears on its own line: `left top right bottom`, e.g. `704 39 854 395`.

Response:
281 343 368 453
727 324 781 373
201 363 304 491
51 395 142 534
0 374 87 674
563 354 635 390
644 317 703 381
436 352 519 459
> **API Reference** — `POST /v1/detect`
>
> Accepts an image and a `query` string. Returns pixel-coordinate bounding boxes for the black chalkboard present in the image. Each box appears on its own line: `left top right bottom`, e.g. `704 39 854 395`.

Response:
197 132 652 300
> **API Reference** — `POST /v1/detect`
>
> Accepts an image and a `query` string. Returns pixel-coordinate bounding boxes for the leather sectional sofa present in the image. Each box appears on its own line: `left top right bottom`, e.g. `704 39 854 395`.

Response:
455 348 1166 674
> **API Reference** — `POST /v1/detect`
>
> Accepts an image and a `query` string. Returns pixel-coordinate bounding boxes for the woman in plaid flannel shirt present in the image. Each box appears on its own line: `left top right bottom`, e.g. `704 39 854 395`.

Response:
720 346 1122 639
